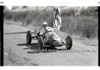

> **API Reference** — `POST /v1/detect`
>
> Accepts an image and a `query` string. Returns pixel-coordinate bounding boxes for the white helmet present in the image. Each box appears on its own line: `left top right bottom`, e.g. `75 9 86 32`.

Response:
43 22 48 26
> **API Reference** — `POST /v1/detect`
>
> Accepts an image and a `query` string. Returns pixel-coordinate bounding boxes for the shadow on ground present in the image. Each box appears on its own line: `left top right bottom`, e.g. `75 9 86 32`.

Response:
4 31 35 35
17 43 39 50
17 42 67 54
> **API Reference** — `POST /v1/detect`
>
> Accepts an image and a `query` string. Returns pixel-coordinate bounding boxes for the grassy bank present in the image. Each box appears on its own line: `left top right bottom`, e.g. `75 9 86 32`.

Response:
61 15 98 38
4 7 98 39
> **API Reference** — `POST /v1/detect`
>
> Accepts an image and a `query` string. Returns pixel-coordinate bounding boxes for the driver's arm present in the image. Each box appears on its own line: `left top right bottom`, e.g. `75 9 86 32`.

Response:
38 25 43 32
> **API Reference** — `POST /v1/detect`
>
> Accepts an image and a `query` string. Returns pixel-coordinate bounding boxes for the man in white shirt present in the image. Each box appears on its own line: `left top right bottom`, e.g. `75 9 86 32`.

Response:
53 7 62 30
39 22 63 46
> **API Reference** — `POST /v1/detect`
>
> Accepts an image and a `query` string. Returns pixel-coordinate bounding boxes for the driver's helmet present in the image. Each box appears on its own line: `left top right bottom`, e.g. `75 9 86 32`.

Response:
42 22 48 27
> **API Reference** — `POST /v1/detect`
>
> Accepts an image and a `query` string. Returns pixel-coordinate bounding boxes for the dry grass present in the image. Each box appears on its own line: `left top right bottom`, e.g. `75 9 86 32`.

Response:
4 7 98 39
61 16 98 38
72 34 98 47
4 48 38 66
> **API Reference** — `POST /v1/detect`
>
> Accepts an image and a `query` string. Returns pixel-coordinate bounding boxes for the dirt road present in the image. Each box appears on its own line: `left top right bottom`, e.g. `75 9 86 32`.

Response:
4 24 98 66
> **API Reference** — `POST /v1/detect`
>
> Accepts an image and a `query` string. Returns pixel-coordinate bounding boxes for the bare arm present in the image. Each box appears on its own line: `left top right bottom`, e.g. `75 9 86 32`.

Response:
39 25 43 32
36 25 43 34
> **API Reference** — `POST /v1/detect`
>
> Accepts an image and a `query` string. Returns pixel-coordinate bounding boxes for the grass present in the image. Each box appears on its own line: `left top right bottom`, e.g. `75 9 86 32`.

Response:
72 34 98 47
4 48 38 66
61 15 98 38
4 7 98 39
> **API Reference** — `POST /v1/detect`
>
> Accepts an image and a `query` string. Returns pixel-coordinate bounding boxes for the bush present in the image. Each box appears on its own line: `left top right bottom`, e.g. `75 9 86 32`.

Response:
4 10 13 20
61 16 98 38
80 7 98 17
61 8 75 16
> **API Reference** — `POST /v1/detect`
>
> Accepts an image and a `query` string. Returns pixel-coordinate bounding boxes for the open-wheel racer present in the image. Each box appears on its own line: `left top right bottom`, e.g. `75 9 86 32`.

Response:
26 22 73 50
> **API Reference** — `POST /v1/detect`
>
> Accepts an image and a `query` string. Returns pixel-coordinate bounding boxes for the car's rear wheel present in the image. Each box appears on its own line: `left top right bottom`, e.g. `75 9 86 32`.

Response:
26 31 32 45
65 35 72 50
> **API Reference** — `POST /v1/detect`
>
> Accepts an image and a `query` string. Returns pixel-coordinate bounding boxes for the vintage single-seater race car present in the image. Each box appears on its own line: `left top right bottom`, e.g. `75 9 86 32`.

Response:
26 28 73 50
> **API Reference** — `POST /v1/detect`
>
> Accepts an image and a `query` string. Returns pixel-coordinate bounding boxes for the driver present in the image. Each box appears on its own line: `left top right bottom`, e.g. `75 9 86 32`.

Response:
39 22 63 45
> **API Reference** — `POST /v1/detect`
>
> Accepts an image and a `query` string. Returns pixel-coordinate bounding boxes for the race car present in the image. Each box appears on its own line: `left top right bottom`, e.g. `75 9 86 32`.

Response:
26 28 73 50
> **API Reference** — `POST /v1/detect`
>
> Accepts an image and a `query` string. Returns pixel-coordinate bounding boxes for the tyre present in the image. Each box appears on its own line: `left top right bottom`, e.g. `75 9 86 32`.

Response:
38 36 44 49
65 35 72 50
26 31 32 45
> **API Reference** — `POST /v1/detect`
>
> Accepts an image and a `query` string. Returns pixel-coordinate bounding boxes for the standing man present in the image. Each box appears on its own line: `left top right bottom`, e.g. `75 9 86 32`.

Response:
53 7 62 30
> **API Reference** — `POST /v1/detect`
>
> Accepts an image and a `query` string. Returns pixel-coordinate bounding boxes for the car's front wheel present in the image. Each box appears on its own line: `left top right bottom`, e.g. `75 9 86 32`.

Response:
26 30 32 45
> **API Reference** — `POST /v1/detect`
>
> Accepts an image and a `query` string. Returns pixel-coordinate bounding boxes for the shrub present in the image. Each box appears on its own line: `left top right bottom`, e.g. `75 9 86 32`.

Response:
61 16 98 38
